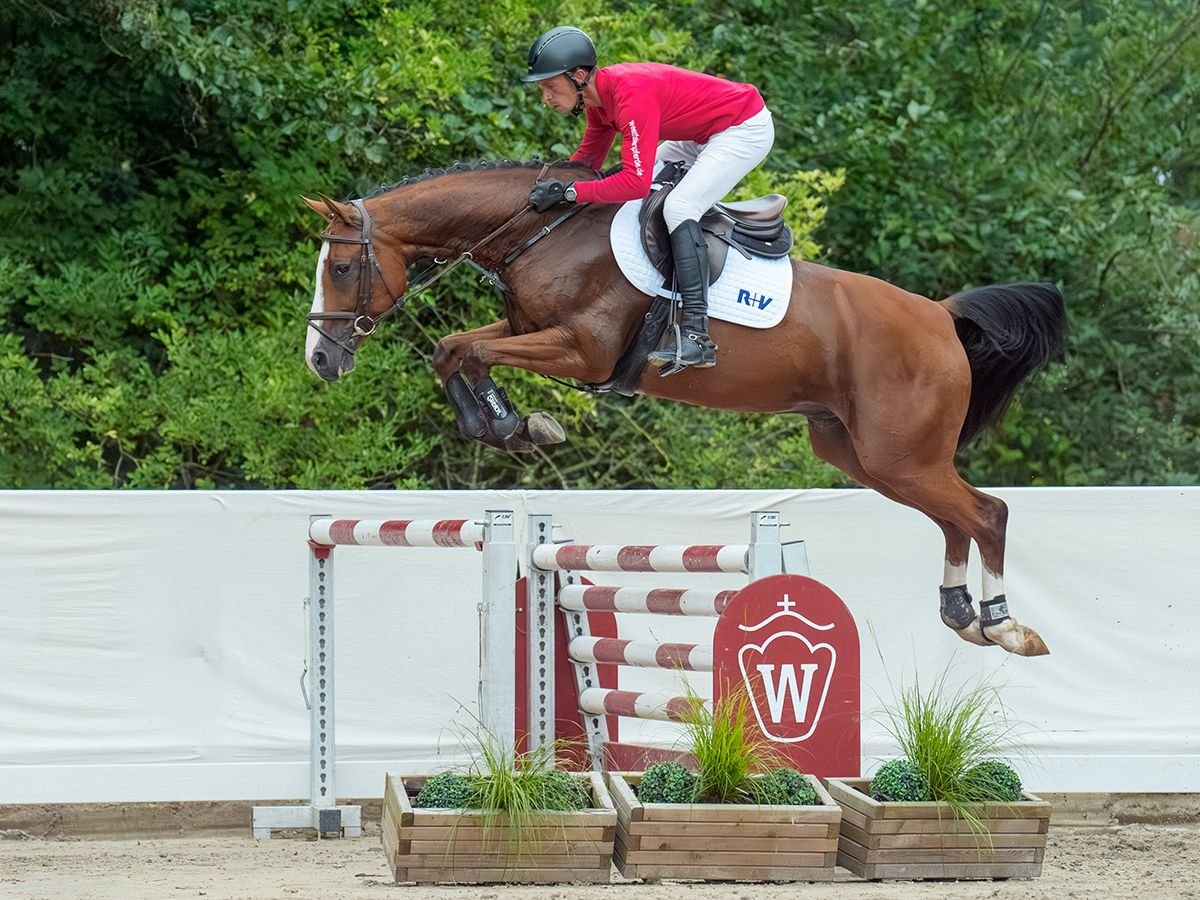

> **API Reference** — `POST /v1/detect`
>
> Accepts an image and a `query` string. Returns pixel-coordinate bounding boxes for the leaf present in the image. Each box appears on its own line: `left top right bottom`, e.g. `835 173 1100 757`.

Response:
906 100 929 120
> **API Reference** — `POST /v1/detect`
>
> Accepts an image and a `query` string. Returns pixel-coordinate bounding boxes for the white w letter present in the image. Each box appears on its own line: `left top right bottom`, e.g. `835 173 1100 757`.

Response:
756 663 818 723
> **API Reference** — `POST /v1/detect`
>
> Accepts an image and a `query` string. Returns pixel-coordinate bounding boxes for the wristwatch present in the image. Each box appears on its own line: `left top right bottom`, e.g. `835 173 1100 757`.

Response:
563 182 577 202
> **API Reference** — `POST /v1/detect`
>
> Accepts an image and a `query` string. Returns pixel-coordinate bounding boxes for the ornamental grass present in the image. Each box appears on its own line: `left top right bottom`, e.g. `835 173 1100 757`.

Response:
871 654 1033 843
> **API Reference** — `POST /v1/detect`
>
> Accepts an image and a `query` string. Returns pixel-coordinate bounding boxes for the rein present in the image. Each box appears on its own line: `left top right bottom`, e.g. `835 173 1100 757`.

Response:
308 164 558 355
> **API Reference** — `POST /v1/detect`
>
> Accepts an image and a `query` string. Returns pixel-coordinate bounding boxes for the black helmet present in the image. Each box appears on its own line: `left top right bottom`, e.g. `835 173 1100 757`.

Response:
522 26 596 82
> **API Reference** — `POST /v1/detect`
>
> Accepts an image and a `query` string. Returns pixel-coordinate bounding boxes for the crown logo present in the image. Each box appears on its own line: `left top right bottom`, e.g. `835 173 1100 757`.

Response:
736 594 837 743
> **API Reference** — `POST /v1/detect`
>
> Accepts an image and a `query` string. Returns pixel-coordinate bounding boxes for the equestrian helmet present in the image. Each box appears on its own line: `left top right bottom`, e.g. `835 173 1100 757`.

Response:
522 26 596 82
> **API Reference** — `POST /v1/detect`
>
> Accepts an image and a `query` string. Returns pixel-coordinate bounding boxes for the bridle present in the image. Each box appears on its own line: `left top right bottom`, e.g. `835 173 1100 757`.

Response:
306 199 404 355
307 168 555 357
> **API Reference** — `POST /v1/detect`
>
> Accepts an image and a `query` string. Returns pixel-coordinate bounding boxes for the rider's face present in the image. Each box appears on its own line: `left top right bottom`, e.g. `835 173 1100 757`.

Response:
538 72 582 115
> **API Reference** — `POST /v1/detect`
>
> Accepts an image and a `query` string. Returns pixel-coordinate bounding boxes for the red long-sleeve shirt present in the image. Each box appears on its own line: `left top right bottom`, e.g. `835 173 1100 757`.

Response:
569 63 765 205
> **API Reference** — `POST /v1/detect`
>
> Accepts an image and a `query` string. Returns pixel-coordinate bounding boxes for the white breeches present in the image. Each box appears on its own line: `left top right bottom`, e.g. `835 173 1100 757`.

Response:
658 107 775 233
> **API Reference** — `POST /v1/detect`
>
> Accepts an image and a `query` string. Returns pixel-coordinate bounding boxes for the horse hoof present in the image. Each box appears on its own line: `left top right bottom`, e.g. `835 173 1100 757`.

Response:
523 411 566 445
983 619 1051 656
500 436 538 453
1016 624 1050 656
493 413 567 454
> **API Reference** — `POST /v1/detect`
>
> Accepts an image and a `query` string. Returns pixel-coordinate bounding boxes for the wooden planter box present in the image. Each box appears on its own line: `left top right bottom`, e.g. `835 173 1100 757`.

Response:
825 777 1051 880
607 772 841 882
381 772 616 884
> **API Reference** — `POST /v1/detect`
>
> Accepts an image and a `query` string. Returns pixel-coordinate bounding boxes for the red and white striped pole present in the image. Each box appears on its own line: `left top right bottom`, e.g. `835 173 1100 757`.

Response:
557 585 737 617
578 687 708 723
569 636 713 672
530 543 748 574
309 518 485 549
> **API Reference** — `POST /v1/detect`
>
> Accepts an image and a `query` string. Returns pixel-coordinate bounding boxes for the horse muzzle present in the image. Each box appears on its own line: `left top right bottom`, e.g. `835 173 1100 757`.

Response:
307 341 356 382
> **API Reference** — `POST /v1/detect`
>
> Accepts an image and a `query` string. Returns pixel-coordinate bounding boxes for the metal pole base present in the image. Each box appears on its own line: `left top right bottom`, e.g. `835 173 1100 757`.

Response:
251 803 363 840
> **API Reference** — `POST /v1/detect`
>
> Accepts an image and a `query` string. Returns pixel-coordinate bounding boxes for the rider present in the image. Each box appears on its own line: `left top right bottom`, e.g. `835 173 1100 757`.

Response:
523 26 774 373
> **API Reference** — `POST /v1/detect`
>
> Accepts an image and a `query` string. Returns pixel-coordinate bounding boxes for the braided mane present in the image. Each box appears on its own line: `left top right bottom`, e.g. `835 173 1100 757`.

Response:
368 159 598 199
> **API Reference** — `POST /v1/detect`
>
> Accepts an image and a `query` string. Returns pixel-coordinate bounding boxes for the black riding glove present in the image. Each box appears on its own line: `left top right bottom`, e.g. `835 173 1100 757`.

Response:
528 179 575 212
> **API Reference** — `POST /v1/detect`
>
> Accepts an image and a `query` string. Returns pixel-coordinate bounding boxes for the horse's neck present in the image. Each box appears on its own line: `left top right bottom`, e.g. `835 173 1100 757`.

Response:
377 170 633 346
380 174 532 258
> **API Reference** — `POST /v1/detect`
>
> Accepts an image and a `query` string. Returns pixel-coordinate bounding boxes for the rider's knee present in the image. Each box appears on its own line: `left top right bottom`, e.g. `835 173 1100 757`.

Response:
662 192 704 233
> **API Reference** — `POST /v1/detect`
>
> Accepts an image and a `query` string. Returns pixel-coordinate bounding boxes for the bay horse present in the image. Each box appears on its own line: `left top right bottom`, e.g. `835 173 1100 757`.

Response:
303 160 1065 657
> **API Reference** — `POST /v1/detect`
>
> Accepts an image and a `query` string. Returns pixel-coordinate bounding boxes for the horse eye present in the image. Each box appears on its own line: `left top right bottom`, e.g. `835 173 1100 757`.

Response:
333 262 351 277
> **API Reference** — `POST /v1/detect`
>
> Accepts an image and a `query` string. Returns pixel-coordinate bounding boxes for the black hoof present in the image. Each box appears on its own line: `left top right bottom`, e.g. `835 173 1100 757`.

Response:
500 435 539 453
495 413 568 454
521 411 566 445
939 584 976 630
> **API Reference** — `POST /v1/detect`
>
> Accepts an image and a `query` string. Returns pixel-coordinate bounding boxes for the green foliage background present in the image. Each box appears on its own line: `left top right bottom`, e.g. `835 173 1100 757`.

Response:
2 0 1197 489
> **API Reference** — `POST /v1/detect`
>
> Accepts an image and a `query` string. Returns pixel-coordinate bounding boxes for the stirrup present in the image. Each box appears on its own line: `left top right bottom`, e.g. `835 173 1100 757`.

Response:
649 324 717 375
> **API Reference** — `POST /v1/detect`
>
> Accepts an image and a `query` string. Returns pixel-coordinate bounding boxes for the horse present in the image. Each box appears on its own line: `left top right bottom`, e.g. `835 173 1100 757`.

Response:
303 160 1065 657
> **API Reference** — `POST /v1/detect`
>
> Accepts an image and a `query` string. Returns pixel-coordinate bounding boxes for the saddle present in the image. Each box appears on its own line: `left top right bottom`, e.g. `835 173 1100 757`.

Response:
638 160 794 285
587 163 794 396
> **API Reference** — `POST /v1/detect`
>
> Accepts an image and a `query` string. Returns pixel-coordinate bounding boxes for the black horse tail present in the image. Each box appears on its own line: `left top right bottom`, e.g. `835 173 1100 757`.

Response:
940 282 1066 448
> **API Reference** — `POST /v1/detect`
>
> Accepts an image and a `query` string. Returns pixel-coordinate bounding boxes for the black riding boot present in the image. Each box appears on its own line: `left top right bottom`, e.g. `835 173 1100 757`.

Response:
647 219 717 372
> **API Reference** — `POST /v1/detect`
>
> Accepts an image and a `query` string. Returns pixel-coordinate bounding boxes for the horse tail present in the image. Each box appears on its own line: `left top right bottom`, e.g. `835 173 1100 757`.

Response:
939 282 1066 447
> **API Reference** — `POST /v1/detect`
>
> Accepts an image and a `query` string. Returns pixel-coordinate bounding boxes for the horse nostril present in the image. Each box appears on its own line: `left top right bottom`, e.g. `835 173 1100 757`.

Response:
312 349 327 370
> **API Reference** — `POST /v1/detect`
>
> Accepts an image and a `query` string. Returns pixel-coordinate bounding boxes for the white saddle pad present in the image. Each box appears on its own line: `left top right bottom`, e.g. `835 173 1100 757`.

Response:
609 194 793 329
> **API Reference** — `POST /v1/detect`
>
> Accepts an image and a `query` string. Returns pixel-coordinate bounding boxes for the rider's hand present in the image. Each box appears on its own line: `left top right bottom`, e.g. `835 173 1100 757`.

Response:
528 179 576 212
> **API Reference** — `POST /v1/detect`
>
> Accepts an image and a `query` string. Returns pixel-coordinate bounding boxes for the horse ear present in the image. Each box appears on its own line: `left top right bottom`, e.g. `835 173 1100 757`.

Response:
301 196 329 218
300 193 359 225
318 193 342 219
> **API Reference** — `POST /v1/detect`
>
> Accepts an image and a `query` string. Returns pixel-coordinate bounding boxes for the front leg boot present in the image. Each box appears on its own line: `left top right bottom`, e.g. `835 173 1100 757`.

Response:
473 376 520 442
445 372 488 441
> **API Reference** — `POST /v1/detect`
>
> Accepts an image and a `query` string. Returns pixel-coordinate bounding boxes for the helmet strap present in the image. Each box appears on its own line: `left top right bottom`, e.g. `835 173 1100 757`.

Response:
564 68 593 117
